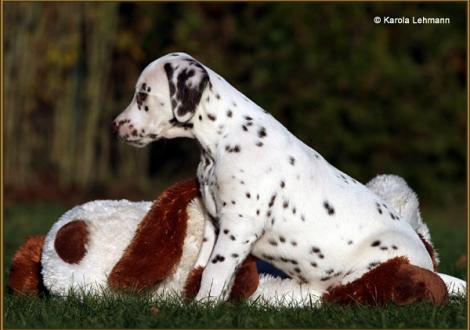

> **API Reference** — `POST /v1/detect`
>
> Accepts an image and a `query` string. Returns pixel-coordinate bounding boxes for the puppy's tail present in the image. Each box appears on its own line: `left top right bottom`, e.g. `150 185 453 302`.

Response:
9 235 46 295
366 174 437 265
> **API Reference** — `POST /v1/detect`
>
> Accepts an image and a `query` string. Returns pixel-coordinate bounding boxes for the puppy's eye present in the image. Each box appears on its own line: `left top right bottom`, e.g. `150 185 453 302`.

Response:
136 92 148 106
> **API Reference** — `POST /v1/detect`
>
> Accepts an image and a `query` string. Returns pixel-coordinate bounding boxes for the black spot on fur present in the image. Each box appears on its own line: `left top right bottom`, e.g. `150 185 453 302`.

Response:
262 254 275 261
392 245 398 250
268 240 278 246
268 194 277 208
258 127 267 138
223 229 229 234
207 114 216 121
256 141 263 147
283 200 289 208
280 181 285 188
279 236 286 243
312 247 320 253
376 202 383 214
323 201 335 215
225 145 241 153
310 262 317 267
227 110 233 117
246 192 251 199
371 240 381 247
289 156 295 165
232 253 239 258
136 92 148 107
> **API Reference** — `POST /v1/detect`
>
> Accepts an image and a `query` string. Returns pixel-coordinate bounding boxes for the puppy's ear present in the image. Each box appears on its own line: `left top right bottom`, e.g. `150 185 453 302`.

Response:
164 59 209 123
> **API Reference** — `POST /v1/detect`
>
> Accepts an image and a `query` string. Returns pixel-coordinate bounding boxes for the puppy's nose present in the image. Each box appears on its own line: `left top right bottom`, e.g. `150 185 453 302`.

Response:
111 120 120 135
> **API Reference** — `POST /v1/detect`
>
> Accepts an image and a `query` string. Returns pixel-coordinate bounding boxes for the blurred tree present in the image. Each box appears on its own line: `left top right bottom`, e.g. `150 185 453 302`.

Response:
3 3 466 205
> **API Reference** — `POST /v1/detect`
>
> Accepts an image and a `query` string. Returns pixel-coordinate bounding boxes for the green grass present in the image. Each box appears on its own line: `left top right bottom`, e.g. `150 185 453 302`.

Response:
3 202 468 328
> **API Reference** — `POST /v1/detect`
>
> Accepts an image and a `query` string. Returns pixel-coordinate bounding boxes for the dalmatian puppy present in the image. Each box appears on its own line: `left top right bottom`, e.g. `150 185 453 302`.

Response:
113 53 466 302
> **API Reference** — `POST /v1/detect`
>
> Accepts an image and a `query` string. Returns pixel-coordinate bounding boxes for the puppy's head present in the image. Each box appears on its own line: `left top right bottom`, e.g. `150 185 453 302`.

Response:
113 53 209 147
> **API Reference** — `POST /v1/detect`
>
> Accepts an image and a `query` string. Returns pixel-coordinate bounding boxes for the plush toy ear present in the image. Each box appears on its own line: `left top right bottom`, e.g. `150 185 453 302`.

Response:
9 235 46 295
164 58 209 123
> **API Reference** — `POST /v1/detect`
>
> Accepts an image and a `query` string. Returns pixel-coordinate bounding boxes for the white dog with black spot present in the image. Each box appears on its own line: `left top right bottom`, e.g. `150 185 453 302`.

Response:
113 53 466 302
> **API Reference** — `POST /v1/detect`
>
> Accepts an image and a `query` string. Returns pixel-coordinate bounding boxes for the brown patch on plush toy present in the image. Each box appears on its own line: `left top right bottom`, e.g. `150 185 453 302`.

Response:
54 219 89 264
229 256 260 301
418 234 438 271
324 256 448 306
9 235 46 295
183 266 204 299
108 178 199 290
183 256 260 301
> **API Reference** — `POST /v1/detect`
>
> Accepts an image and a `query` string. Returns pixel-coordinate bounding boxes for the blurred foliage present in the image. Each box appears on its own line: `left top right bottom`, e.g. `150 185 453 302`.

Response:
3 3 467 206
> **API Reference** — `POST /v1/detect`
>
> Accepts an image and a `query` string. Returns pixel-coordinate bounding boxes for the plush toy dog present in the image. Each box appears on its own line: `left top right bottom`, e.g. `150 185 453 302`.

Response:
9 175 466 306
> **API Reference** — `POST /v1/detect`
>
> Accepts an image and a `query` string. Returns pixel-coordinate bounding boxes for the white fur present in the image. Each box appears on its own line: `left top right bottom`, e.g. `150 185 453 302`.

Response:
113 53 466 301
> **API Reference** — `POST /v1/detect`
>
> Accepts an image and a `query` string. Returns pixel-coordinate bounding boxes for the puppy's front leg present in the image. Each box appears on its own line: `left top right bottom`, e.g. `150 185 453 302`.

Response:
195 213 263 301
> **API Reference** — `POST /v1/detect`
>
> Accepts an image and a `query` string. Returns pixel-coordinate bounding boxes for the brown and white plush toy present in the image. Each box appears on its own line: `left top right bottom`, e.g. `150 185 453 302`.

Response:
9 176 466 306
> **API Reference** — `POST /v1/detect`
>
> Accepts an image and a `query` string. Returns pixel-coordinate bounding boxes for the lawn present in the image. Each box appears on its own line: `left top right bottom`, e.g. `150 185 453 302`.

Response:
3 202 468 328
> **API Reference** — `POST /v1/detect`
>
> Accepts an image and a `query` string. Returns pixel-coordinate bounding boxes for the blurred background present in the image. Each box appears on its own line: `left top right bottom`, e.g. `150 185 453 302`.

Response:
3 3 467 275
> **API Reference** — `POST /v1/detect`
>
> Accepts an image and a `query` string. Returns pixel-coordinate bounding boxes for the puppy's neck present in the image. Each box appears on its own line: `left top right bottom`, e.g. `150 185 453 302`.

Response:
192 70 266 155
